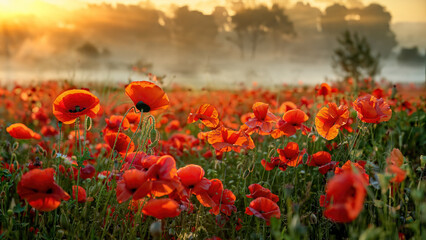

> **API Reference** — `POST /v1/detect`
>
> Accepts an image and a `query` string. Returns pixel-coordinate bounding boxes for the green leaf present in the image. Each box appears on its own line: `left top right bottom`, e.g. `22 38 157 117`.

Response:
13 204 26 213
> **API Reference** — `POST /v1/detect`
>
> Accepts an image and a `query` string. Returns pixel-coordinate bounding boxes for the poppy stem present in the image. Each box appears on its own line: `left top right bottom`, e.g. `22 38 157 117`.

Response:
83 115 88 155
107 106 136 170
57 121 62 160
123 109 144 170
76 117 83 158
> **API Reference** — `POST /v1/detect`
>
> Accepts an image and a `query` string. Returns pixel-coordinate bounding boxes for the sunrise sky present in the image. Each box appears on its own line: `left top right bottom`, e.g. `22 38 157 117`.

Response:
0 0 425 22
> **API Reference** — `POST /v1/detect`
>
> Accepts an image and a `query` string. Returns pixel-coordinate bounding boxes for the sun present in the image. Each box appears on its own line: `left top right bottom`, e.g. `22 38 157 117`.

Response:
0 0 58 18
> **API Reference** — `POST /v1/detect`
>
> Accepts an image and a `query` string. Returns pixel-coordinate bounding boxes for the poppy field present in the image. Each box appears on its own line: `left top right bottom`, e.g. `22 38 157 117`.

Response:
0 79 425 239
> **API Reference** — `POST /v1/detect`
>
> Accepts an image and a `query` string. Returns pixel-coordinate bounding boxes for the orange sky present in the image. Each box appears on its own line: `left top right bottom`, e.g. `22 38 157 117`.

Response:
1 0 425 22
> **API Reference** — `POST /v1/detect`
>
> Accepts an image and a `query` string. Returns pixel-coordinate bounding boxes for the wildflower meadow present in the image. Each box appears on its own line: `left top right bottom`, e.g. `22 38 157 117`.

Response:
0 78 425 240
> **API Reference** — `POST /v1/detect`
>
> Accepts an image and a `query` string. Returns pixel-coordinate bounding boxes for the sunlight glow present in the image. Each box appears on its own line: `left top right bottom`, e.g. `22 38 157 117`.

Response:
0 0 54 17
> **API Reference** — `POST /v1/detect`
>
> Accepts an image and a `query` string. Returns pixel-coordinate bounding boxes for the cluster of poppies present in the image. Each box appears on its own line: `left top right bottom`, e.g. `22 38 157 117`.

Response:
2 77 418 238
117 153 237 219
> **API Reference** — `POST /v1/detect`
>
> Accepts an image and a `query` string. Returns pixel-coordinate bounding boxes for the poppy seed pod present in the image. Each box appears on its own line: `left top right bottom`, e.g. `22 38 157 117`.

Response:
149 221 162 239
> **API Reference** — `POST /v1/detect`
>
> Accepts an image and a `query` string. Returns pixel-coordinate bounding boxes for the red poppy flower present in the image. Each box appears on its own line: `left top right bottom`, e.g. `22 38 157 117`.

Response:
316 83 332 97
80 164 96 180
146 155 181 197
210 188 237 216
206 237 222 240
116 169 151 203
277 142 305 167
188 104 220 128
31 108 49 124
261 157 287 171
386 148 404 167
72 186 87 203
277 101 297 113
335 160 369 185
125 110 142 132
245 197 281 225
307 151 332 167
121 152 159 171
385 148 406 184
315 103 349 140
17 168 70 211
41 125 58 137
165 120 181 133
104 132 135 155
399 101 414 115
125 81 169 112
196 179 237 216
246 184 279 202
353 94 392 123
271 109 309 138
318 162 339 175
207 126 255 153
6 123 41 140
340 117 354 133
142 198 181 219
245 102 279 135
386 165 406 183
104 115 130 133
372 88 384 99
320 171 366 223
1 162 19 181
236 217 243 231
53 89 100 124
177 164 205 189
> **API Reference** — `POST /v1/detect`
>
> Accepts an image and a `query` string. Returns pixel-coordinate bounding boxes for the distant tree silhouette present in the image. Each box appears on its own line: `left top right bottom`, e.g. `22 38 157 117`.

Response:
231 4 295 58
321 3 397 57
321 4 348 35
77 42 101 58
355 4 397 57
287 2 321 36
333 31 380 88
173 6 218 48
397 47 426 65
212 6 230 32
75 4 169 43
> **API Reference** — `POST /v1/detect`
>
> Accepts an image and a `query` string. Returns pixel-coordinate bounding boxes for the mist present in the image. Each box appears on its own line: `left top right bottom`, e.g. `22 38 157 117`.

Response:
0 1 424 88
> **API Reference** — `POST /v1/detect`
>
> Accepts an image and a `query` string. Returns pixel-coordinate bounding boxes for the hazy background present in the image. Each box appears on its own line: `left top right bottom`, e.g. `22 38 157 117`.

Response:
0 0 425 88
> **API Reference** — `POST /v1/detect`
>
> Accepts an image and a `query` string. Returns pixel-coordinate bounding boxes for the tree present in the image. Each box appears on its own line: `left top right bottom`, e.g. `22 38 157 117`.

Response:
333 31 380 88
231 4 295 58
173 6 218 48
321 3 397 57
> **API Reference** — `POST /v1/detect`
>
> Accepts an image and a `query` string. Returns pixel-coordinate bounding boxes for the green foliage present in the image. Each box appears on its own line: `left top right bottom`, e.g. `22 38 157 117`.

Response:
0 85 425 239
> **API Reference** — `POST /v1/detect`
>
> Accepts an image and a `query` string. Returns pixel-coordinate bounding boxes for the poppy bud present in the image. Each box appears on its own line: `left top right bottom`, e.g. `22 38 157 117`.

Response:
51 149 57 159
149 221 162 239
56 229 65 238
85 117 92 131
303 153 309 164
13 142 19 151
60 213 69 228
309 213 317 224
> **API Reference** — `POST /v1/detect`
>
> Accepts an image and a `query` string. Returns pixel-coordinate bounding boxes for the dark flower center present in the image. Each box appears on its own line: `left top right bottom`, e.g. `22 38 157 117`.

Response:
32 188 53 194
69 105 86 113
136 101 151 112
